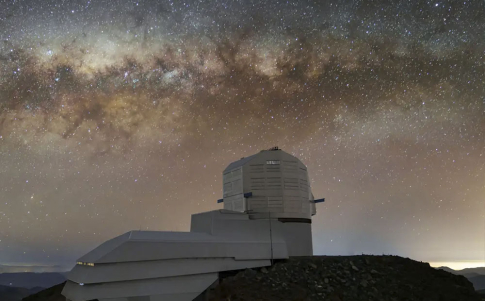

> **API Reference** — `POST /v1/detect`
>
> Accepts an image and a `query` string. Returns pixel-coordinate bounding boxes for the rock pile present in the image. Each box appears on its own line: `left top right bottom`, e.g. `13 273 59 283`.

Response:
207 255 482 301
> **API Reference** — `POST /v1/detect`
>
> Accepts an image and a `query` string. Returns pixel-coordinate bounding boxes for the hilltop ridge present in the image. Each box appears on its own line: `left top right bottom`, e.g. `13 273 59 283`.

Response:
208 255 482 301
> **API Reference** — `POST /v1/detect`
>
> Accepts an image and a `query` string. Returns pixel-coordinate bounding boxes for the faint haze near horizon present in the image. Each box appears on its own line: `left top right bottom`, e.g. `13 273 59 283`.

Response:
0 0 484 267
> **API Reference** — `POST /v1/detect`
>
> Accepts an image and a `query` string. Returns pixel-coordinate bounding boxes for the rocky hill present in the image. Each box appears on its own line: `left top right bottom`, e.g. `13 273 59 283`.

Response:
22 282 65 301
207 256 482 301
22 256 483 301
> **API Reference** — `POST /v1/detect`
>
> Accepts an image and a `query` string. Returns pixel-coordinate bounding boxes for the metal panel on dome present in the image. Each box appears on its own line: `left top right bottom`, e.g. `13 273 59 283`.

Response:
223 166 245 211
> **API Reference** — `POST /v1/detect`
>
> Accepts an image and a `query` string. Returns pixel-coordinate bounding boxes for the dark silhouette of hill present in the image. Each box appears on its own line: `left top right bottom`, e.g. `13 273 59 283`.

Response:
0 273 66 289
469 275 485 291
437 266 485 291
0 284 44 301
21 256 482 301
22 283 65 301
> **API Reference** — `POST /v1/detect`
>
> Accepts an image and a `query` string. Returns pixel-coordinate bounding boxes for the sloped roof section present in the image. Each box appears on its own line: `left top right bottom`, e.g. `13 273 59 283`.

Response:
127 230 214 241
223 153 258 173
78 232 130 263
77 231 217 263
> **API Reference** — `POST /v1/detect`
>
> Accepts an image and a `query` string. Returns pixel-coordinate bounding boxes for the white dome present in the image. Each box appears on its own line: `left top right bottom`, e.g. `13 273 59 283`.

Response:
222 148 316 220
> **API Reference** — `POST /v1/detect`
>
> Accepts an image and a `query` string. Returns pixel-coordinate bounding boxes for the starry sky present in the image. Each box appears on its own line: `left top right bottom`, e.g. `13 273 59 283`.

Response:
0 0 484 269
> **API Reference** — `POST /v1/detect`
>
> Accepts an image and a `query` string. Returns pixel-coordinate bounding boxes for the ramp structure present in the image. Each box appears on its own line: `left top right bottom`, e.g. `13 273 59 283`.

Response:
62 147 324 301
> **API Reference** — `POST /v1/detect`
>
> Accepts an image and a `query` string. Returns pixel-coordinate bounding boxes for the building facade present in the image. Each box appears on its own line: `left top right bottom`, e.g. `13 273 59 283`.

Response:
62 148 324 301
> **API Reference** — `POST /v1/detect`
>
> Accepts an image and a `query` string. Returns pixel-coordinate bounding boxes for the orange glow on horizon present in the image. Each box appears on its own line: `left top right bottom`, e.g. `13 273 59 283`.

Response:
428 261 485 270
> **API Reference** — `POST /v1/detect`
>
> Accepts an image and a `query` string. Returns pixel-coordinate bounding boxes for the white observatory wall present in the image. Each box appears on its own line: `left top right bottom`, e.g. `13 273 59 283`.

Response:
63 272 218 301
241 150 313 219
222 167 245 212
191 210 313 256
273 222 313 256
68 257 271 284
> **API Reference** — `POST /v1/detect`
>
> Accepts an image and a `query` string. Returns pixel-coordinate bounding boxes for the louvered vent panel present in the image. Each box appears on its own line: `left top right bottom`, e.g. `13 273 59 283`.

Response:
250 178 265 190
299 179 309 192
250 164 264 173
283 161 298 172
266 165 281 172
284 177 299 190
268 196 283 208
249 197 268 210
266 177 281 189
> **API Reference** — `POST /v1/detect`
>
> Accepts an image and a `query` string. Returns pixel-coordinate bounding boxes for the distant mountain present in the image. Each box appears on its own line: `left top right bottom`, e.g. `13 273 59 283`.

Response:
468 275 485 291
0 273 66 289
437 266 457 274
464 272 481 278
0 284 44 301
477 288 485 295
437 266 485 291
437 266 485 277
22 283 65 301
460 267 485 275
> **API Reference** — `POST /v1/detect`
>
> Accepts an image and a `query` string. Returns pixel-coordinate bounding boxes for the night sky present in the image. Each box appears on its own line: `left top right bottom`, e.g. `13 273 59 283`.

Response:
0 0 484 270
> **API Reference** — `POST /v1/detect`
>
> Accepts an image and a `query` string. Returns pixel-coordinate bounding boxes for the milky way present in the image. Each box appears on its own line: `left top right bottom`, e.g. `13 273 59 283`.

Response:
0 0 484 267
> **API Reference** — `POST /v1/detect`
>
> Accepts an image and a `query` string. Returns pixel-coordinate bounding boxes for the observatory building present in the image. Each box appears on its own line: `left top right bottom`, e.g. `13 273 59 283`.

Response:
62 147 324 301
